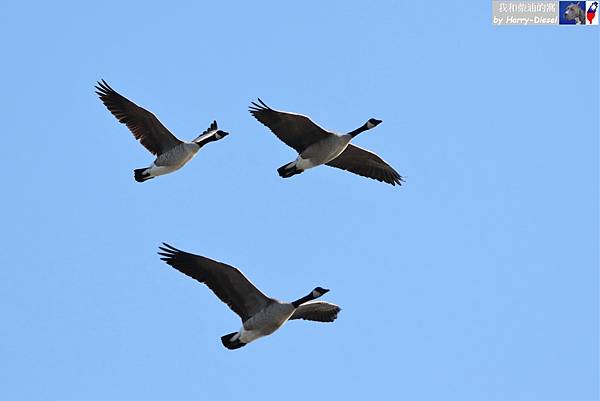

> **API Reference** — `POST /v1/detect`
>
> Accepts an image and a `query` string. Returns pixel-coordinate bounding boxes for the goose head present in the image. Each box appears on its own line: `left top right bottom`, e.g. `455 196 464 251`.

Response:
311 287 330 298
292 287 330 307
348 118 382 138
215 130 229 139
366 118 382 129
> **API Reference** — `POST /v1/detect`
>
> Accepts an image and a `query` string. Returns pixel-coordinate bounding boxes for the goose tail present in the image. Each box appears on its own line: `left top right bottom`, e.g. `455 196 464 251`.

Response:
221 332 247 350
277 162 303 178
134 168 154 183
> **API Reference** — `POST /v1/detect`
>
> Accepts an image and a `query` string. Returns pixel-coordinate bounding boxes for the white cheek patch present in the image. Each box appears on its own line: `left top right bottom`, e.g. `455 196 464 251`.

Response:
366 121 375 129
312 290 320 297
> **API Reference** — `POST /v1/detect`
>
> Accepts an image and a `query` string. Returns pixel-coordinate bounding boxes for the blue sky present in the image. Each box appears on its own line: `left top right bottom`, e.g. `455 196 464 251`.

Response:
1 1 598 400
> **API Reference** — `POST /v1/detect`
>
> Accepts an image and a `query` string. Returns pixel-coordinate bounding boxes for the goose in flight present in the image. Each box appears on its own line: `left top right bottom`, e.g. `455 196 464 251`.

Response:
249 99 403 186
95 80 229 182
158 243 341 350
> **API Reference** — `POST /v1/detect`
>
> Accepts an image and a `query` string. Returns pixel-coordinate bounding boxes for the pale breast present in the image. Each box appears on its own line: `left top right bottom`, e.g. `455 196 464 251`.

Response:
300 134 351 166
155 142 199 167
243 302 295 335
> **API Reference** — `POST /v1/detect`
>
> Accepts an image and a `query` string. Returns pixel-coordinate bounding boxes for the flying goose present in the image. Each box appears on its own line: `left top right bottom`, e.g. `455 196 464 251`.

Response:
158 243 341 350
95 80 229 182
249 99 403 186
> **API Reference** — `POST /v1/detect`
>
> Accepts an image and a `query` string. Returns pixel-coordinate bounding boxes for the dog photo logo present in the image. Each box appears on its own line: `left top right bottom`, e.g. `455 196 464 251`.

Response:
586 1 599 24
560 1 587 23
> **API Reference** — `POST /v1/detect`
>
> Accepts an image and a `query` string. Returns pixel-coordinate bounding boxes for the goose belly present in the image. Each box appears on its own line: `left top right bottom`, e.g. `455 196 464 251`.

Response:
238 303 295 343
237 327 267 344
155 143 199 169
147 162 182 177
298 136 350 169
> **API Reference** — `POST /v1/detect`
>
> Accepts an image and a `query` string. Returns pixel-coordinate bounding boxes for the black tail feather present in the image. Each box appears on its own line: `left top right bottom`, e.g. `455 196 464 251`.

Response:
221 332 247 350
277 163 303 178
134 168 153 183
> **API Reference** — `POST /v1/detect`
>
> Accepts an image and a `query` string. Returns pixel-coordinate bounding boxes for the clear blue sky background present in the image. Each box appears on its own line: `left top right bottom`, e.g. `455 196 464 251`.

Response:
1 1 598 400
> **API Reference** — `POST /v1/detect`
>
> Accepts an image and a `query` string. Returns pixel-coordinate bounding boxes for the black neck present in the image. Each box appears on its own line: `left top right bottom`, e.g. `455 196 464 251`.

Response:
347 124 369 138
291 293 315 308
195 135 217 148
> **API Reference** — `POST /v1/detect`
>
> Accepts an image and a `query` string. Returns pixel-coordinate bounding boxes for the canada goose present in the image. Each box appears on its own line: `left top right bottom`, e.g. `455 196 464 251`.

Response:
158 243 341 350
249 99 403 186
95 80 229 182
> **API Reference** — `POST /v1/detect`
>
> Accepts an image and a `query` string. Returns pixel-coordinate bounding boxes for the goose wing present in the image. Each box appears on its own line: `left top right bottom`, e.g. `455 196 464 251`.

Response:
289 301 341 323
326 144 404 186
95 80 182 156
249 98 331 153
158 243 272 322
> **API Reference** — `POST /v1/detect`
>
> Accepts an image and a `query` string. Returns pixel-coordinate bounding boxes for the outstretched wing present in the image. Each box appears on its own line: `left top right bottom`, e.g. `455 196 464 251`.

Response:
289 301 341 323
158 243 272 322
95 80 182 155
326 144 404 186
249 98 331 153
